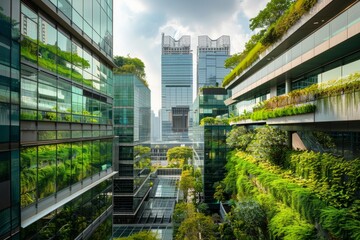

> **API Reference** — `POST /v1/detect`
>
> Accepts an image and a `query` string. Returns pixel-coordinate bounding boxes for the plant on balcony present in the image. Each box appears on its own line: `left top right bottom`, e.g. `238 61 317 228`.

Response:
200 116 229 126
223 0 318 87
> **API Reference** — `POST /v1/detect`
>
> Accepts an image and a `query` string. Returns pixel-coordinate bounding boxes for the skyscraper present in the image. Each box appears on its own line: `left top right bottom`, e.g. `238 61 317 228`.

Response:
112 74 151 224
161 34 193 142
197 35 230 93
0 0 116 239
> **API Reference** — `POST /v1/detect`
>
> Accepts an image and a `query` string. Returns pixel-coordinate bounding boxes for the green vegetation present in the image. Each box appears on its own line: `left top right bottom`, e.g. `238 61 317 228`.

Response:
229 72 360 123
223 0 318 87
216 125 360 239
21 141 112 208
200 116 229 126
21 36 93 87
113 55 148 87
166 146 193 168
173 202 217 240
114 231 159 240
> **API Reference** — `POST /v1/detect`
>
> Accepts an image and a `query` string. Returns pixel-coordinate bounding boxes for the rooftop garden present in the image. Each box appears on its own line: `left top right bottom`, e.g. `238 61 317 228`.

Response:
222 0 318 87
113 55 149 87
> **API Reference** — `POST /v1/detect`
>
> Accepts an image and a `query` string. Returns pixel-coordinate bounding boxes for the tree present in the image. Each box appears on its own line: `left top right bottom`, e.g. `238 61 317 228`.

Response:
173 202 196 237
166 146 193 168
226 126 254 151
246 125 288 165
114 231 159 240
179 170 195 202
249 0 295 31
176 212 217 240
113 55 147 85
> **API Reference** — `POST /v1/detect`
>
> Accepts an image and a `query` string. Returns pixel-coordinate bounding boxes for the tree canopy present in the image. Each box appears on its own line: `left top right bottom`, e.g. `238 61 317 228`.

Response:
224 0 294 70
114 231 158 240
166 146 193 168
249 0 295 31
113 55 147 85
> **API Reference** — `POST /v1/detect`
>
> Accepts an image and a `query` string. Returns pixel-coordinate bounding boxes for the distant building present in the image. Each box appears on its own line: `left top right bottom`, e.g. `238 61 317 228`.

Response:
151 110 161 142
193 87 229 126
161 33 193 142
197 35 230 93
113 74 151 224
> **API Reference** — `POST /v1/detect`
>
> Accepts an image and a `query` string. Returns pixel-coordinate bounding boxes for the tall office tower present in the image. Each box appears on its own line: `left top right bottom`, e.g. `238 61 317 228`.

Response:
161 33 193 142
0 1 21 239
151 110 160 142
0 0 116 239
112 74 151 224
196 35 230 93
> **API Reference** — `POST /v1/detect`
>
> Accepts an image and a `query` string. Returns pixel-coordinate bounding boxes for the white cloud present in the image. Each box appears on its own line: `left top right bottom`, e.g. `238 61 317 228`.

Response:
113 0 270 112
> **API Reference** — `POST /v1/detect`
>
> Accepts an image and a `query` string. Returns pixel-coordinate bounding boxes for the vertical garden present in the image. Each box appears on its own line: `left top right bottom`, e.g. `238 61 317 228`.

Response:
216 125 360 239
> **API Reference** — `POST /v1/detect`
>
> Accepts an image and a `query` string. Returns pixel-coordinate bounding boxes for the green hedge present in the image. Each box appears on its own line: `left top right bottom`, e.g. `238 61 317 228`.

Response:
229 151 360 239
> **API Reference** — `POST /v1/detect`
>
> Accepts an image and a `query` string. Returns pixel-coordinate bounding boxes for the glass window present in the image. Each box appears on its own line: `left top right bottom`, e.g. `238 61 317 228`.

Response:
71 142 83 183
21 79 37 109
58 0 71 20
57 143 71 190
20 147 37 208
37 145 56 199
0 103 10 141
38 83 57 111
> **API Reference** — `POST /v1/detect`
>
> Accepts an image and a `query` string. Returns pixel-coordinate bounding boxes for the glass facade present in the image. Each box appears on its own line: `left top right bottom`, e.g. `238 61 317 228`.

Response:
113 74 151 143
47 0 113 58
197 36 230 93
0 0 21 238
113 74 151 224
161 34 193 141
193 88 229 126
20 140 112 208
192 125 231 210
21 179 112 239
13 0 115 238
20 3 113 97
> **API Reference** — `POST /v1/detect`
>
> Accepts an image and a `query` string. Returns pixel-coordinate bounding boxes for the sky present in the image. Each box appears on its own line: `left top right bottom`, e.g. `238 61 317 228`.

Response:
113 0 269 113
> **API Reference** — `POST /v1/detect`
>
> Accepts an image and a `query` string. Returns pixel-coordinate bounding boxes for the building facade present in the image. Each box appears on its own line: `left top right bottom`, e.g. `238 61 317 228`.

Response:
1 0 116 239
197 35 230 93
161 34 193 142
224 0 360 159
193 87 229 126
192 125 231 211
112 74 151 224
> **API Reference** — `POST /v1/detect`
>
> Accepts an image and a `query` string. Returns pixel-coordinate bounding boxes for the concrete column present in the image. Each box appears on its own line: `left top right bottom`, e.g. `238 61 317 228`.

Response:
285 79 292 94
270 86 277 98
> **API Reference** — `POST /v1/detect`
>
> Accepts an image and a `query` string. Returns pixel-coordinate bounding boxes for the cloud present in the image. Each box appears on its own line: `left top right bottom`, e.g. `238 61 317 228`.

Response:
113 0 269 112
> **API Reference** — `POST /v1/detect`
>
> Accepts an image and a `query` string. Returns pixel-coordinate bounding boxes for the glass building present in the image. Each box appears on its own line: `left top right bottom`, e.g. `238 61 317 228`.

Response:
193 87 229 126
0 0 21 238
0 0 116 239
192 125 231 211
112 74 151 224
161 34 193 142
196 35 230 93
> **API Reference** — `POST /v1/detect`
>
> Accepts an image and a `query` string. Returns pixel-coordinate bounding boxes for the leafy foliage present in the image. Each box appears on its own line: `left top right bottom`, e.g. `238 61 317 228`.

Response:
223 0 318 87
114 231 159 240
200 116 229 126
249 0 295 31
113 55 148 86
226 126 254 151
173 202 217 240
247 126 289 165
166 146 193 168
